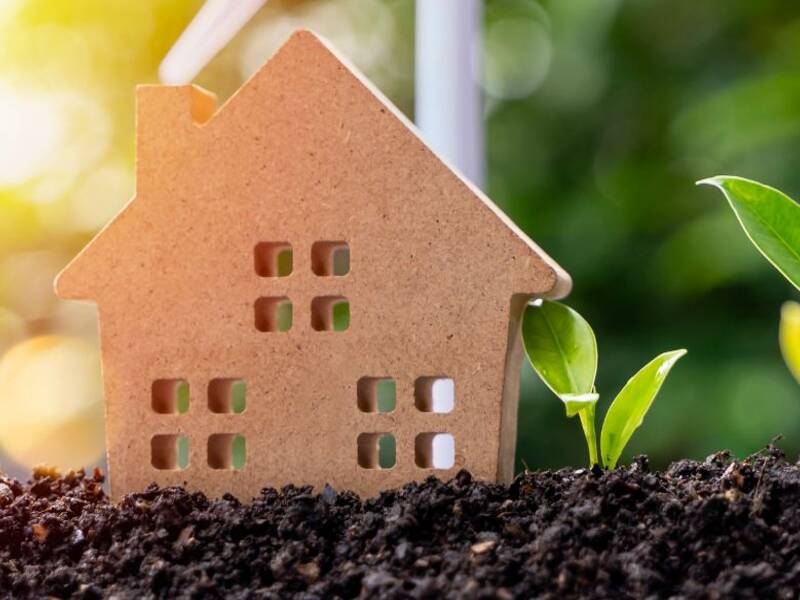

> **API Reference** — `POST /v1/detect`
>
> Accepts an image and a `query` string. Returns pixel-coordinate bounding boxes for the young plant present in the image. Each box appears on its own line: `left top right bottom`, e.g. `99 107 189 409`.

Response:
699 176 800 383
522 299 685 468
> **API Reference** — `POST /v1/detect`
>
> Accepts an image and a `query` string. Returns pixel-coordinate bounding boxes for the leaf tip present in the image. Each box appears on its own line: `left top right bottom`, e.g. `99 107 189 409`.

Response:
696 175 767 193
656 349 687 377
695 175 731 189
666 347 688 363
696 176 718 187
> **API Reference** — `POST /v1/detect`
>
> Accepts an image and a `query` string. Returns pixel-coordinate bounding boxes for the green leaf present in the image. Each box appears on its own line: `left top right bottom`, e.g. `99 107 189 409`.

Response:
522 300 598 398
522 300 599 465
600 349 687 469
698 176 800 290
780 301 800 385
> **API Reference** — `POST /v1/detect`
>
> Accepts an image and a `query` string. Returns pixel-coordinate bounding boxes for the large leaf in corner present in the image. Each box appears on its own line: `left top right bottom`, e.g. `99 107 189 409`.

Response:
698 176 800 290
600 349 686 469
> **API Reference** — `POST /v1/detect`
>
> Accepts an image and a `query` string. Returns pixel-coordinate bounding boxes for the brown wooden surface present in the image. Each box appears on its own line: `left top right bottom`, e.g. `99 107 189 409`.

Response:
55 30 570 502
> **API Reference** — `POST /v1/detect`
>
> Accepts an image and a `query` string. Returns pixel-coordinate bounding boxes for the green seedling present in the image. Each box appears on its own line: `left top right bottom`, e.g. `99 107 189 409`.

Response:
522 299 685 468
699 176 800 383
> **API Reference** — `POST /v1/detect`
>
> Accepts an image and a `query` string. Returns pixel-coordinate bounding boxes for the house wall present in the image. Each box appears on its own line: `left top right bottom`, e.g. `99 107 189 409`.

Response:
97 263 527 500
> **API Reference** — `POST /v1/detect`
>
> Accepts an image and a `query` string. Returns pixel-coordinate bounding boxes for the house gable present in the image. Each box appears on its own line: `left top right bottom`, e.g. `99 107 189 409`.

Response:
55 30 569 304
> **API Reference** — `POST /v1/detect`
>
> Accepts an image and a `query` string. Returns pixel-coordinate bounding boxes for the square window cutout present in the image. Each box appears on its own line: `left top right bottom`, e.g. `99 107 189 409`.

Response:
357 433 396 469
255 297 292 332
152 379 189 414
414 377 454 413
254 242 292 277
415 433 455 469
311 296 350 331
208 434 246 470
357 377 396 413
312 241 350 276
208 379 246 414
151 434 189 470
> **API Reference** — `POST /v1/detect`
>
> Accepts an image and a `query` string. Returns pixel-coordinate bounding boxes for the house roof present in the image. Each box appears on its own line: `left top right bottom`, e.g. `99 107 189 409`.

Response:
55 30 570 302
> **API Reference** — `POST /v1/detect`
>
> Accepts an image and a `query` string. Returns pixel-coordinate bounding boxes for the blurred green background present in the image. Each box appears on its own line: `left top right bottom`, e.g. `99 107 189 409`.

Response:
0 0 799 478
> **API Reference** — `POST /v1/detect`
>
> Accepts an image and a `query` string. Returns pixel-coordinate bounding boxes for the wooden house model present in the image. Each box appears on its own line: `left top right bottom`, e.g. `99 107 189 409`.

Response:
55 30 570 501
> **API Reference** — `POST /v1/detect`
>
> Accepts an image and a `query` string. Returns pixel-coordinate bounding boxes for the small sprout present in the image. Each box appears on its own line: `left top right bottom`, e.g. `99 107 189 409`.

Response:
522 300 599 466
523 299 686 468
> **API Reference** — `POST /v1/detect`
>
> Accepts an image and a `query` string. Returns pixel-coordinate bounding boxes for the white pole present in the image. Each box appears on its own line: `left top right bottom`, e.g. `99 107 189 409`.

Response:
159 0 268 85
416 2 484 469
415 0 485 189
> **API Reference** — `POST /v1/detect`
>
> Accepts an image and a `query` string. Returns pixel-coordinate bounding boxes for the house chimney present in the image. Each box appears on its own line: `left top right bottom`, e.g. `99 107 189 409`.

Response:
136 85 216 145
135 85 216 181
136 84 216 124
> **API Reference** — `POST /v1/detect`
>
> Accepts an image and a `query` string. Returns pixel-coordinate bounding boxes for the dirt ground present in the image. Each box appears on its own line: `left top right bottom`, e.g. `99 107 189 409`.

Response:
1 445 798 599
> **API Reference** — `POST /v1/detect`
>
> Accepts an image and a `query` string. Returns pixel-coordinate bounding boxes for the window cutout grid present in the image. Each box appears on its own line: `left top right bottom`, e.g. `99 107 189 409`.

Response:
152 379 190 414
254 242 292 277
255 296 292 332
208 434 246 470
414 377 455 413
357 377 396 413
151 434 189 470
415 433 455 469
312 241 350 277
357 433 396 469
311 296 350 331
208 379 246 414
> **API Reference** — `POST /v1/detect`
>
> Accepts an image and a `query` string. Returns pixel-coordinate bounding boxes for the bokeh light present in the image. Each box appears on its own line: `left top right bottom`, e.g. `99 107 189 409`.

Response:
0 307 26 356
0 336 104 471
483 16 551 100
0 0 21 24
238 0 396 93
65 159 134 233
0 250 68 322
0 85 64 187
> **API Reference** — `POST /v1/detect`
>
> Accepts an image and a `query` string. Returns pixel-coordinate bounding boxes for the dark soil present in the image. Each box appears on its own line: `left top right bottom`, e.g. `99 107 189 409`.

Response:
2 447 800 599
